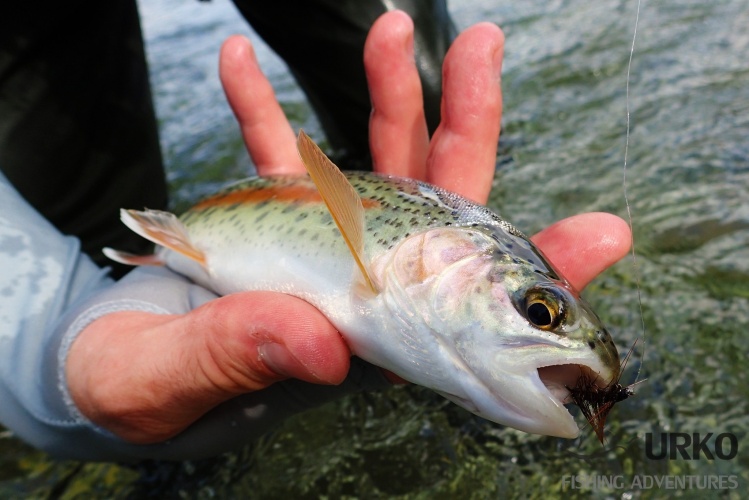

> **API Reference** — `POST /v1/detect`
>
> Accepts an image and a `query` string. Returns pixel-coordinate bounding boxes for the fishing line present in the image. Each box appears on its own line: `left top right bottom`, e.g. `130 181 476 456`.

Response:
622 0 646 384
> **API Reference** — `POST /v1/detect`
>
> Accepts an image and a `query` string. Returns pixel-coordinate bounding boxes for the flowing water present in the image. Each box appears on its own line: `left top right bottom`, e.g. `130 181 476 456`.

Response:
2 0 748 497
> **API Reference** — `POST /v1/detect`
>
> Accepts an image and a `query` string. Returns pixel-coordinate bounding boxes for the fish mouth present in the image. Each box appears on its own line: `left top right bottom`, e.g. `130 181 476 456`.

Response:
533 363 614 436
440 354 619 439
538 364 610 403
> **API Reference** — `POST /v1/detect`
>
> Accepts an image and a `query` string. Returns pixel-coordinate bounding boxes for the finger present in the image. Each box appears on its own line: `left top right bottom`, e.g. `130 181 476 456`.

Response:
365 10 430 179
426 23 504 204
219 35 305 175
531 213 632 291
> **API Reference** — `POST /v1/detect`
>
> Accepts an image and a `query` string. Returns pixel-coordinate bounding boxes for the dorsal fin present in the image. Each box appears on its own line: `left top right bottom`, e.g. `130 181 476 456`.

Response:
296 130 378 294
118 209 207 266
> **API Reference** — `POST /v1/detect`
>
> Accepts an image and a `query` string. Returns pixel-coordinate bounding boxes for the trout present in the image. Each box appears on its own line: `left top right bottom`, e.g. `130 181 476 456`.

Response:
105 131 622 439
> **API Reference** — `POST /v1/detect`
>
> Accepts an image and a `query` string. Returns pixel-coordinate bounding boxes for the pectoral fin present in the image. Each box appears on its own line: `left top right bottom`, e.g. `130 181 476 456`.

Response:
296 130 378 294
115 209 207 266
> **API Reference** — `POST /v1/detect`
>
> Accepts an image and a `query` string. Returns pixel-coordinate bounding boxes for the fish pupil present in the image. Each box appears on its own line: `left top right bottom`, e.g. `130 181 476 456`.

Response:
527 302 552 327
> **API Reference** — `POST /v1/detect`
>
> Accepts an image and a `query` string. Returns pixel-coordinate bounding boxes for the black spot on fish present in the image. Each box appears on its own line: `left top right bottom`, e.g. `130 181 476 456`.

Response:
281 204 301 215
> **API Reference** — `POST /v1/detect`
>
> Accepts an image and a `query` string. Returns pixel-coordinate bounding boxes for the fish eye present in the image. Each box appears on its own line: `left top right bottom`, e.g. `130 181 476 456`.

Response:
523 287 565 331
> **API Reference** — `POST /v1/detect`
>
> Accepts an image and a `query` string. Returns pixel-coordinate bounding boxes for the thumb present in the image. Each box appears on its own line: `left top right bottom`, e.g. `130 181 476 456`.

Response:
67 292 350 444
188 292 351 393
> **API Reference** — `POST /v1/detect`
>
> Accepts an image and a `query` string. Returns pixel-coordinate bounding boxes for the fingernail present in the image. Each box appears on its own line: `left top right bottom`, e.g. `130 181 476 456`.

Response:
258 343 308 380
383 10 414 57
404 34 415 60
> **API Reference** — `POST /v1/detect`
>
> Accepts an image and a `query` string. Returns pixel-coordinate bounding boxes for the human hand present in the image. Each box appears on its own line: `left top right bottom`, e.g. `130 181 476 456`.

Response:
66 11 630 449
221 10 631 291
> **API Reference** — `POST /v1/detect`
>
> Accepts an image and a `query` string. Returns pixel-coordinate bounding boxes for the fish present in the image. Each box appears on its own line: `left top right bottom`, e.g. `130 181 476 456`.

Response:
104 131 623 439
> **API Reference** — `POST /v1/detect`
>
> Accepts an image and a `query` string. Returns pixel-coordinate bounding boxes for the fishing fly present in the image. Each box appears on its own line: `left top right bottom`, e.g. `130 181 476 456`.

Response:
567 340 644 444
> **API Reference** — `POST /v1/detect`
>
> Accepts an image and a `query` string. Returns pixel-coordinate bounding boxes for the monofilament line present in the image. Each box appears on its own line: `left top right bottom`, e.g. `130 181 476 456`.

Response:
623 0 646 384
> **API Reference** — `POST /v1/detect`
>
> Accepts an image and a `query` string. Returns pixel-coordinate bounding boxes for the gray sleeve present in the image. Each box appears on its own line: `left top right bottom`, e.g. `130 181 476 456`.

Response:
0 173 389 462
0 171 113 454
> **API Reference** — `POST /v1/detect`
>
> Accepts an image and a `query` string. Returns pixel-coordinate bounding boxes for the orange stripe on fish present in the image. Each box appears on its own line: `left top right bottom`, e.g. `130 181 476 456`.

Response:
192 184 382 211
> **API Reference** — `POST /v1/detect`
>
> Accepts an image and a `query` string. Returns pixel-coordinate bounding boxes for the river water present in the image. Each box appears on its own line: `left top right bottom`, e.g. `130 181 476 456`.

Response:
1 0 747 497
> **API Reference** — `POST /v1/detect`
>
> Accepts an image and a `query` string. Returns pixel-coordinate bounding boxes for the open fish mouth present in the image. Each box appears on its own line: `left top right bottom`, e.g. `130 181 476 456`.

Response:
538 364 606 405
443 356 620 439
534 363 613 435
